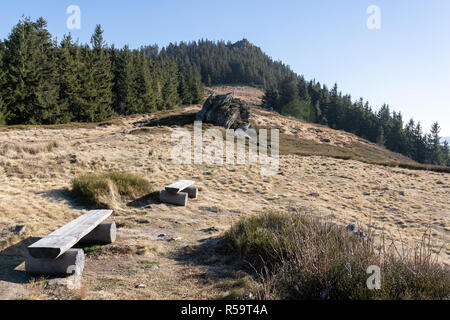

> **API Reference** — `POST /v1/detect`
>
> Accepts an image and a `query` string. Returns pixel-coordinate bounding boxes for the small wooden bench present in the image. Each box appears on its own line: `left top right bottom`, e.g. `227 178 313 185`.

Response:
26 210 116 275
160 180 198 206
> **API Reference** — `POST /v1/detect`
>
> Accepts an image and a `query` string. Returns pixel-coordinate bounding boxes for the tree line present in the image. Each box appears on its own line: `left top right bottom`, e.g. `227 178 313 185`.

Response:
0 17 203 125
161 38 449 166
0 18 448 166
263 74 450 166
162 38 294 87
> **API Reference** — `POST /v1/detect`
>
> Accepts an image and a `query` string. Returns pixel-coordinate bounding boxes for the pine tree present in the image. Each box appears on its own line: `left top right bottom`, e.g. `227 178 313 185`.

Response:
160 58 180 109
178 72 192 105
57 34 82 123
281 98 302 119
442 141 450 166
78 45 98 121
4 17 59 124
413 122 427 163
111 45 136 115
278 75 299 110
0 41 7 124
429 122 443 165
262 85 279 110
188 65 204 104
133 50 156 113
88 25 113 121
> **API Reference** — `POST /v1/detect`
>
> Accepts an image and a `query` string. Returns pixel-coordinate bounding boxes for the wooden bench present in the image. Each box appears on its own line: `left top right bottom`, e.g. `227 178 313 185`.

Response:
26 210 116 275
160 180 198 206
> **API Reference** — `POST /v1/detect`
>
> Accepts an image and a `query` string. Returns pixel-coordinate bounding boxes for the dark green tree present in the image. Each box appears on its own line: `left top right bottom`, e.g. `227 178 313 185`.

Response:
57 34 82 123
88 25 113 121
0 41 7 124
4 17 59 124
133 50 156 113
262 85 279 110
278 75 299 111
111 45 137 114
178 71 192 105
188 65 204 104
428 122 443 165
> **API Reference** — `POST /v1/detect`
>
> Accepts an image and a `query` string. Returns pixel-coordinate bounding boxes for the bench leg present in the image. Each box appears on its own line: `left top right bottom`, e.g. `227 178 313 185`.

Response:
183 187 198 199
25 249 85 275
160 190 188 206
78 222 117 245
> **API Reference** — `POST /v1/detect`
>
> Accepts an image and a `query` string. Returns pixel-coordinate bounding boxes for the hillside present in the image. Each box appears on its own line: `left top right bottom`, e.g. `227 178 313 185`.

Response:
1 18 447 168
0 86 448 300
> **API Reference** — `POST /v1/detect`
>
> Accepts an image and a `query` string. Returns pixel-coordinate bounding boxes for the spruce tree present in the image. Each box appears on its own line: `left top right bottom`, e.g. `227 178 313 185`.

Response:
78 45 98 121
160 58 180 109
88 24 113 121
4 17 59 124
429 122 443 165
278 75 299 111
262 85 279 110
188 65 203 104
178 72 192 105
133 50 156 113
281 98 302 118
57 34 82 123
442 141 450 166
111 45 136 115
0 41 7 124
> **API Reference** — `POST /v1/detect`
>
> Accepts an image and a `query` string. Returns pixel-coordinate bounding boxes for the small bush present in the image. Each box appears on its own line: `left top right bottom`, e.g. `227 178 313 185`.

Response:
224 211 450 300
71 172 153 208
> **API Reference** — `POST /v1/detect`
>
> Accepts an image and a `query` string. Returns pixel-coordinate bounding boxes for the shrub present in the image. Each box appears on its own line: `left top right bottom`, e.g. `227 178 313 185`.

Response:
71 172 153 208
224 211 450 300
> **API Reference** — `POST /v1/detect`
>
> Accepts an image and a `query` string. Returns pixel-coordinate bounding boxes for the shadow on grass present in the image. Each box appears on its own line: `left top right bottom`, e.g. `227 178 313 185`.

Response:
39 188 86 210
145 112 197 128
172 236 256 299
0 237 40 284
126 191 161 208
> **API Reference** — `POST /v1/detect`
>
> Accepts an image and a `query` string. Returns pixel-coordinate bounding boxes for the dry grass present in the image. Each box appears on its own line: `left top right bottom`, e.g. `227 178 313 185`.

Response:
23 277 48 300
0 141 59 158
71 172 153 209
224 211 450 300
0 86 448 300
208 85 264 106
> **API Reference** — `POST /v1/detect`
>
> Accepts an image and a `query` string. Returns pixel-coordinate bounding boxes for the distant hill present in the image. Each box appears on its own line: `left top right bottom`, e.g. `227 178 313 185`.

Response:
163 39 294 87
162 39 449 167
1 16 448 167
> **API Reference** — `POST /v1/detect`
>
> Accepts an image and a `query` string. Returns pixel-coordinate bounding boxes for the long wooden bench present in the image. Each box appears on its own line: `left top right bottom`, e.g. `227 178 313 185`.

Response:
26 210 116 275
160 180 198 206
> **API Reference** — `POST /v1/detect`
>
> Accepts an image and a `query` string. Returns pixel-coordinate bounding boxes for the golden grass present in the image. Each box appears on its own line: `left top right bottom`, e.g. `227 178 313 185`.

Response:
71 172 153 209
225 211 450 299
0 87 448 299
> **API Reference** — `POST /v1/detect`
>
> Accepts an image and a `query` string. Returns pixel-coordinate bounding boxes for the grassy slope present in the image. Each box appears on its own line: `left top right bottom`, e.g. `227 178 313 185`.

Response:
0 86 448 299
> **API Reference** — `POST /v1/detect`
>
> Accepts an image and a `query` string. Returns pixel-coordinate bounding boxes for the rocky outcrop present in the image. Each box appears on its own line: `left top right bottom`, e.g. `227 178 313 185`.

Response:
196 93 250 129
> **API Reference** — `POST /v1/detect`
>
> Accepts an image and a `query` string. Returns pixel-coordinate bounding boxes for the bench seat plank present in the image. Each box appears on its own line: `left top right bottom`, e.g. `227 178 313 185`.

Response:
28 210 113 259
165 180 195 194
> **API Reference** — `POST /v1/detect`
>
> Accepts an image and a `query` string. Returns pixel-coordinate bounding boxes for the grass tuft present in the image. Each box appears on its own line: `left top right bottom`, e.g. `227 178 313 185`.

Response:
224 211 450 300
71 172 153 208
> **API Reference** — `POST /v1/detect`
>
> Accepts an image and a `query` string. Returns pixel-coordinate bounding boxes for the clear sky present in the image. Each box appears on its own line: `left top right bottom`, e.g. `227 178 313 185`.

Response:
1 0 449 135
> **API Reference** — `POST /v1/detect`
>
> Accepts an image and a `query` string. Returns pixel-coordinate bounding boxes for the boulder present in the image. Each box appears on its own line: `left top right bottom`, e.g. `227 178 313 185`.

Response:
196 93 250 129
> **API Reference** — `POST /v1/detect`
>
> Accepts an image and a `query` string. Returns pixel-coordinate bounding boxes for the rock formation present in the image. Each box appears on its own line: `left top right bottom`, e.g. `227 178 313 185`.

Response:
196 93 250 129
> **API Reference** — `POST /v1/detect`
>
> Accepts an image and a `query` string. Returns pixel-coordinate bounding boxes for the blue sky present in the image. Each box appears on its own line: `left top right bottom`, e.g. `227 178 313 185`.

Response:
1 0 449 136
